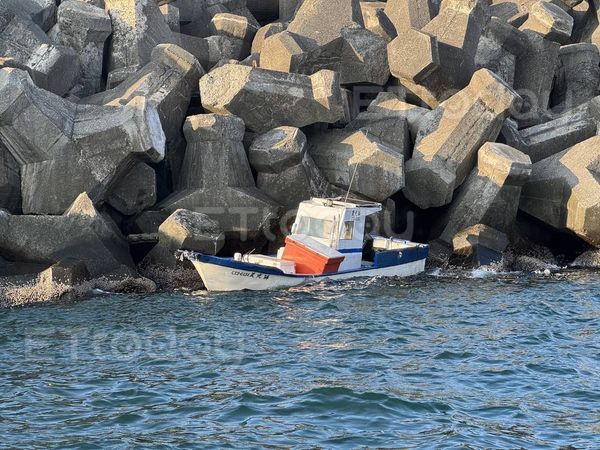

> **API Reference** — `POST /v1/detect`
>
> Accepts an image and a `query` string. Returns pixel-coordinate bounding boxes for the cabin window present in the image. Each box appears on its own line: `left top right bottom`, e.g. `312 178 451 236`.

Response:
295 216 333 239
341 221 354 240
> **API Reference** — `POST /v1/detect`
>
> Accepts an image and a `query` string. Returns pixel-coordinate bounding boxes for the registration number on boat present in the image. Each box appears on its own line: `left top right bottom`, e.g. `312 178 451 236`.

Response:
231 270 270 279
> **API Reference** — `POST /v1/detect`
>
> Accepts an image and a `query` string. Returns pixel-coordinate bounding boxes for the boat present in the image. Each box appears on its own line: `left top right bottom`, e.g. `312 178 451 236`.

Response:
178 197 429 291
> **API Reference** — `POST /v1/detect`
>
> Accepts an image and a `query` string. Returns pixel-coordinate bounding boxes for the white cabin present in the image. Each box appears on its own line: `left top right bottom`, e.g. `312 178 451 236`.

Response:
285 198 381 271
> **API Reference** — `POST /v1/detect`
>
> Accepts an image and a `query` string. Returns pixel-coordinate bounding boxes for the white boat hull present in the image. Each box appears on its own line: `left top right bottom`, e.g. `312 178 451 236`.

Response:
191 258 427 292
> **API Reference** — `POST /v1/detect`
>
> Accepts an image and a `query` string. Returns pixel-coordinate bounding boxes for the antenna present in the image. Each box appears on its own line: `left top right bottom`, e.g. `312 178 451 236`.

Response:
344 163 359 203
344 130 369 203
344 131 366 203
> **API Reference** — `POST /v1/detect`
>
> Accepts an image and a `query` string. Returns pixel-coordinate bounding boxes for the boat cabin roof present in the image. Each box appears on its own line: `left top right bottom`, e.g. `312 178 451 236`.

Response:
301 197 382 216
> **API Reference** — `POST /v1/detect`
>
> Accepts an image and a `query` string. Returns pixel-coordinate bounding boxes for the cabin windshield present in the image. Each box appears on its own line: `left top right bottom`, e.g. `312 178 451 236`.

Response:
295 216 334 240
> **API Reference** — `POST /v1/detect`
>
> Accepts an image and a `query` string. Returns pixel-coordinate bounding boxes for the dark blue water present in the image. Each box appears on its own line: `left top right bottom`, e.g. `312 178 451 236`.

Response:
1 270 599 448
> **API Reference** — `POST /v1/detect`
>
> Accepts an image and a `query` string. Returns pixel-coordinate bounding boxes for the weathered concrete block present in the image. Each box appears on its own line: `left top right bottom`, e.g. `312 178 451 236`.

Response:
157 114 281 247
451 224 510 266
551 43 600 113
260 0 389 85
104 0 176 86
0 6 80 96
83 44 202 146
261 27 390 85
347 91 427 154
178 114 253 189
520 136 600 247
388 29 440 105
366 92 430 141
0 139 21 213
200 64 346 133
502 105 598 162
404 69 522 209
205 34 249 67
0 193 135 277
361 1 396 42
279 0 302 21
308 128 405 202
340 26 390 85
520 1 573 44
249 127 331 210
82 1 106 6
249 126 307 173
287 0 364 44
384 0 438 32
3 0 57 32
257 31 308 72
160 3 180 32
475 16 528 86
345 111 411 160
251 22 286 54
176 0 256 38
143 209 224 268
158 186 281 251
210 12 259 42
55 1 112 96
57 1 111 51
438 142 532 244
108 162 157 216
589 0 600 52
39 258 90 287
256 155 331 212
491 0 535 27
0 68 165 214
173 32 211 69
512 30 560 125
389 0 490 107
83 43 201 189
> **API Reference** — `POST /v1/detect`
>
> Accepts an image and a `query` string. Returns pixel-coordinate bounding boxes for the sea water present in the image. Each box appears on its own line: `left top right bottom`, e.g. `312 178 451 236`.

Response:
1 270 599 448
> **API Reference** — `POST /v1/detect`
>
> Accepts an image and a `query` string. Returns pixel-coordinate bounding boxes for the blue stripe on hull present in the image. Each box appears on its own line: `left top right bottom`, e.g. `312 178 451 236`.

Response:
373 246 430 268
182 244 429 278
197 255 288 276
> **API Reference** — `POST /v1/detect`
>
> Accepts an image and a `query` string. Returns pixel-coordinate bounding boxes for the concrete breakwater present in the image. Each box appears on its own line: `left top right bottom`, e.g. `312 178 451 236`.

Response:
1 0 599 303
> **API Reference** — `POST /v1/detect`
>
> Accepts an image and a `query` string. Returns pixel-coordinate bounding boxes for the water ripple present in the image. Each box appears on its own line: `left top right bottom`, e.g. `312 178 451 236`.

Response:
0 271 599 448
